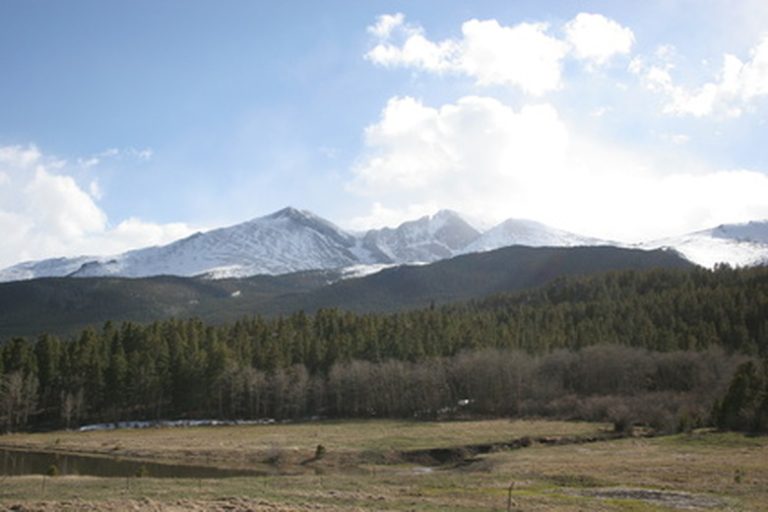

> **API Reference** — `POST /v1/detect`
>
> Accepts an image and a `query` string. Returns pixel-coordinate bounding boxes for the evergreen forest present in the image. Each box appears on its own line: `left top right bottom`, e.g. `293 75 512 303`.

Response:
2 265 768 433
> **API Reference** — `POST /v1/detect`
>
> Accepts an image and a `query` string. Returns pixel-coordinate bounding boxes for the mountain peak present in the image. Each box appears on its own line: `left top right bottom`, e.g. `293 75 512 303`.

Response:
266 206 315 221
360 209 481 264
462 217 603 254
432 209 462 220
708 220 768 244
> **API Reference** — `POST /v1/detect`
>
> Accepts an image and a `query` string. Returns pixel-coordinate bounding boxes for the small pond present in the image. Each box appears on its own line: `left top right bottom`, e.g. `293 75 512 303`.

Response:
0 448 265 478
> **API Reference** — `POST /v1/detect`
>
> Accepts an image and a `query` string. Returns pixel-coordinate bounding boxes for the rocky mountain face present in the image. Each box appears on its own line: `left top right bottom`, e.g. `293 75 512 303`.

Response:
361 210 481 263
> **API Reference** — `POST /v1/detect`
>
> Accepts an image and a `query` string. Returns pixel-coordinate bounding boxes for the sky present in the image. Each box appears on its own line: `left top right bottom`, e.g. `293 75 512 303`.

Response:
1 0 768 268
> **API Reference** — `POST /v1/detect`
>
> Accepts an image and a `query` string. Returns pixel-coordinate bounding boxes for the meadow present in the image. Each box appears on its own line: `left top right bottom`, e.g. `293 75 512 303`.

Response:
1 419 766 511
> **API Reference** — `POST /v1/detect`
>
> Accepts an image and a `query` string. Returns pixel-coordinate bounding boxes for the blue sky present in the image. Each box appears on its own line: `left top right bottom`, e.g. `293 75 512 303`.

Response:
1 0 768 267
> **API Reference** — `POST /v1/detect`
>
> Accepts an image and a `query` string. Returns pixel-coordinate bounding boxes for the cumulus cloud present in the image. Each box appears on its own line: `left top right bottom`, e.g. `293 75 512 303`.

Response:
368 13 406 39
0 145 196 268
564 13 635 66
365 12 633 95
89 180 103 200
365 14 462 75
348 96 768 241
346 202 441 231
632 36 768 117
93 217 194 254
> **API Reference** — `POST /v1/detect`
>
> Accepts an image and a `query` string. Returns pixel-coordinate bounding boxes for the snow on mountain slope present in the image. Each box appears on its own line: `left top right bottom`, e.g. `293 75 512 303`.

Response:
360 210 481 264
644 221 768 268
708 221 768 244
2 208 766 283
338 263 399 280
0 209 483 282
0 255 96 282
0 208 364 281
71 207 363 279
462 218 606 254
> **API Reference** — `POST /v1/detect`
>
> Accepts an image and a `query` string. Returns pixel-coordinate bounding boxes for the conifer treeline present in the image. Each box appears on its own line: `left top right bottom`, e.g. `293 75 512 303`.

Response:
1 265 767 431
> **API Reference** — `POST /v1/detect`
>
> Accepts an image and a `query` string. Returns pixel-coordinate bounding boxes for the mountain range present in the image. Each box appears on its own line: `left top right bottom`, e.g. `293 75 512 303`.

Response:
1 206 767 283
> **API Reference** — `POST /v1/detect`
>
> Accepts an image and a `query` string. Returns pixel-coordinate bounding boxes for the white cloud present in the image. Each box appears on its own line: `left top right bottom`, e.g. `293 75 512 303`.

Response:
348 96 768 242
365 15 567 95
24 166 108 238
460 19 568 94
131 147 154 161
365 15 569 95
365 16 461 75
75 146 154 170
77 156 101 169
0 145 40 167
347 201 440 231
0 145 196 268
633 35 768 117
89 180 103 200
368 13 406 39
564 13 635 66
366 12 633 95
349 95 568 201
95 218 194 254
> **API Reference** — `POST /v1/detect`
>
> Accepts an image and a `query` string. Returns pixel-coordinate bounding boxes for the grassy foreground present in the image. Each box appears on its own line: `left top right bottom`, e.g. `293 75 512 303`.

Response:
0 419 603 469
1 420 767 511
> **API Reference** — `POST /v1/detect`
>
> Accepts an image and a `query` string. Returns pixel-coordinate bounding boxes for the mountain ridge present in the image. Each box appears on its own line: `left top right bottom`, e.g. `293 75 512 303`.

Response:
1 208 766 283
642 219 768 268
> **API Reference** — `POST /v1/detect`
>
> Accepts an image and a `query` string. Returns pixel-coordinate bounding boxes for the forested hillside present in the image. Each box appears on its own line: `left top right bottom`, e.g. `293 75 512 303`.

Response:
0 245 692 339
1 265 767 432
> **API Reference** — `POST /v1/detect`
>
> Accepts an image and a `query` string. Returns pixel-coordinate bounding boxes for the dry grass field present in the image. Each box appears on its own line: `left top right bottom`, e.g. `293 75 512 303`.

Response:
1 420 766 511
0 419 604 469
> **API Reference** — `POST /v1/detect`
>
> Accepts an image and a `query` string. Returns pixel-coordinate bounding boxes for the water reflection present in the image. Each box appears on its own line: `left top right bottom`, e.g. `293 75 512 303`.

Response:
0 448 265 478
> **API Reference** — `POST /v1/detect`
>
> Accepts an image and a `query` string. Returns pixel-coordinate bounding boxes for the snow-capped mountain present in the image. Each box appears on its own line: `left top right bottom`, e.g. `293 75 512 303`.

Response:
0 208 581 282
462 218 607 254
1 208 366 281
0 256 97 283
644 221 768 268
361 209 481 263
2 208 766 283
83 207 366 279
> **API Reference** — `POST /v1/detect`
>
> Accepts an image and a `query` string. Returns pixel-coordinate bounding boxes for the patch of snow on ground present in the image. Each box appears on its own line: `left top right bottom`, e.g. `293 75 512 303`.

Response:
339 263 397 280
78 418 277 431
